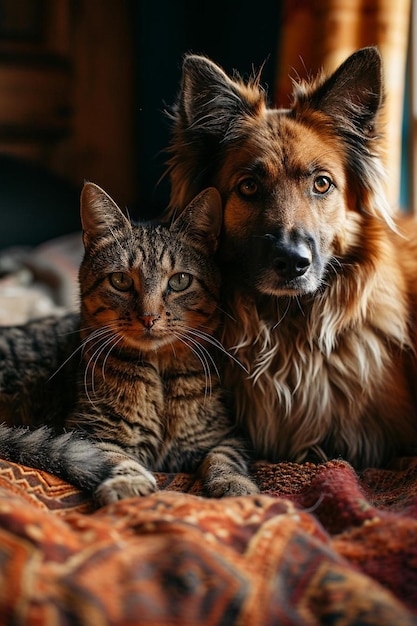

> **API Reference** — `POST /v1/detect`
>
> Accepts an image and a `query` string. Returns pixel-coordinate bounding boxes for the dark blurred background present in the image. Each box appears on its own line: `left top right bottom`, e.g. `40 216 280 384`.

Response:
135 0 283 218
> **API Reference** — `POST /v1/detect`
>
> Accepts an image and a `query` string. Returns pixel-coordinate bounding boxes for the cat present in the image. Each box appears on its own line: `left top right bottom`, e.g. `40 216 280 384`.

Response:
0 182 258 504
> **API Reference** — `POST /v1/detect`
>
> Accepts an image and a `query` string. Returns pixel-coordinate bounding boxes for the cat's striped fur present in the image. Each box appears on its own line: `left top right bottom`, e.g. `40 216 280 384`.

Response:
0 183 258 503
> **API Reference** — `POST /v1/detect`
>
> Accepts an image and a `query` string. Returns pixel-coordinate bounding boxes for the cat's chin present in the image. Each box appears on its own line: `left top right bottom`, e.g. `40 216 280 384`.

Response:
123 334 173 353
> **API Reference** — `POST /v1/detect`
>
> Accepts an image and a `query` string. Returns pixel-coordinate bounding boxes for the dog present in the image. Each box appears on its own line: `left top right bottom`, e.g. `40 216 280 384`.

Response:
166 47 417 468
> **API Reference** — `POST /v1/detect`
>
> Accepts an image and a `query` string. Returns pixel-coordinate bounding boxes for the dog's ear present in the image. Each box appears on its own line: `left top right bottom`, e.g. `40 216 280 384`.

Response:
295 47 383 132
171 187 223 254
168 56 265 209
177 55 265 135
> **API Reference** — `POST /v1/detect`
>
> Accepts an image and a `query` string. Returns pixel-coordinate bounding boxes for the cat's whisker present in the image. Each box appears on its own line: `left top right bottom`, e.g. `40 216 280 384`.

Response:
80 329 116 370
101 335 124 380
173 331 212 388
49 325 116 381
81 325 118 348
48 342 84 381
183 332 220 381
184 327 249 374
54 318 119 337
215 304 237 323
169 339 178 360
79 320 120 335
55 326 83 337
172 331 214 399
83 332 120 405
89 333 119 384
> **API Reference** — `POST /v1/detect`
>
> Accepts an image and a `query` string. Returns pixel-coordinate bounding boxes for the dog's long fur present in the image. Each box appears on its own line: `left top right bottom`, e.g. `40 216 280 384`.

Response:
166 47 417 468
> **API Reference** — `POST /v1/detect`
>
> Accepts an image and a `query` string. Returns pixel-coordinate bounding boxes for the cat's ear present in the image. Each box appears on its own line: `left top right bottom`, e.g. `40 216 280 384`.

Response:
171 187 222 253
80 182 130 247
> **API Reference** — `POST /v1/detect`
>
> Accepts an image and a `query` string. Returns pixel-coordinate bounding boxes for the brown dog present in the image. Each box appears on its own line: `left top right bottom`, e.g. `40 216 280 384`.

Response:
167 47 417 468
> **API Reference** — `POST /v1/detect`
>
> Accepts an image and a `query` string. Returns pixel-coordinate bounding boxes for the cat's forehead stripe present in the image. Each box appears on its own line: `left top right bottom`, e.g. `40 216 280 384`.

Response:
129 227 177 272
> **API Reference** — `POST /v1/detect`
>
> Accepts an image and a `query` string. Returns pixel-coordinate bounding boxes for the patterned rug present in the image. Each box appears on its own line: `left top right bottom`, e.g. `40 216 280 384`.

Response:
0 456 416 625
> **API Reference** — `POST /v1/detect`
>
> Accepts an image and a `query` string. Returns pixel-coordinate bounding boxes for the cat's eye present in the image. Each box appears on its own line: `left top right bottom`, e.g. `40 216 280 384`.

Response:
313 175 333 195
237 177 258 197
109 272 133 291
168 272 193 292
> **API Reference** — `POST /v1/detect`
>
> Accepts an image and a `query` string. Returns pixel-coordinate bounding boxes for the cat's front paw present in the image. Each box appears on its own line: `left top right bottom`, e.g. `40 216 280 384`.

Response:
205 474 259 498
95 460 158 505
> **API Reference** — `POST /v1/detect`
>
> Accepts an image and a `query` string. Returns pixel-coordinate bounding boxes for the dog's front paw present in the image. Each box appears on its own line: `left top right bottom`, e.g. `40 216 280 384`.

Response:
95 460 158 505
205 474 259 498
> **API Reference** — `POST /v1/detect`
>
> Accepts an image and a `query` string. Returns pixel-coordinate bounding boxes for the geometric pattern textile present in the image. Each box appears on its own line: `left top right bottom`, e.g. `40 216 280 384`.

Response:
0 457 416 625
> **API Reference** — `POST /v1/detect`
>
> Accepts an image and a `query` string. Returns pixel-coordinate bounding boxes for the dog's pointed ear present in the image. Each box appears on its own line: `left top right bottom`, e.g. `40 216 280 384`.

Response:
296 47 384 131
171 187 223 254
80 182 130 247
177 55 265 135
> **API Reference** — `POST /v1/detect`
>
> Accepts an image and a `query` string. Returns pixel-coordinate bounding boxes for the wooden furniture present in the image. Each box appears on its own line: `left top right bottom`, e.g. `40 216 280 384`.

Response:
0 0 135 210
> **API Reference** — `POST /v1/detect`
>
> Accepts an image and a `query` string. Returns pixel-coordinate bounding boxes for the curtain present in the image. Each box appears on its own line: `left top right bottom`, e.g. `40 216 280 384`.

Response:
274 0 412 210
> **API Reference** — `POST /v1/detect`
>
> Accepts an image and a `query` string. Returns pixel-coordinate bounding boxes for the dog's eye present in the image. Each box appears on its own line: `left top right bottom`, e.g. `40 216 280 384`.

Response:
313 176 332 195
109 272 133 291
238 178 258 197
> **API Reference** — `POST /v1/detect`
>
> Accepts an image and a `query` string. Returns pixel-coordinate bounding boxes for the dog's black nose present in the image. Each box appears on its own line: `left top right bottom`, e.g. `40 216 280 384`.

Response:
273 244 311 277
269 239 312 279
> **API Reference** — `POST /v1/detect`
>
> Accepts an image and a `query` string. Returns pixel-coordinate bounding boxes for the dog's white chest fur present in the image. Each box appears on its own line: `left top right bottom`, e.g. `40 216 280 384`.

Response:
223 293 408 467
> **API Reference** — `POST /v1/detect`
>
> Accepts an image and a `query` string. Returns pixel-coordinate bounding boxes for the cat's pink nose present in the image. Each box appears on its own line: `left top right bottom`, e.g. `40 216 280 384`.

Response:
138 314 160 329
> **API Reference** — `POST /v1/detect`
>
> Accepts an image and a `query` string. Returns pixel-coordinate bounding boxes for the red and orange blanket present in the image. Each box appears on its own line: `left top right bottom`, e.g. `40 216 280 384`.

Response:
0 456 416 625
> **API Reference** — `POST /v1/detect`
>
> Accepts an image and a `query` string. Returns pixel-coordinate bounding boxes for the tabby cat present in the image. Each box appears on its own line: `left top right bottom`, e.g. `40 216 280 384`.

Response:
0 183 258 504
